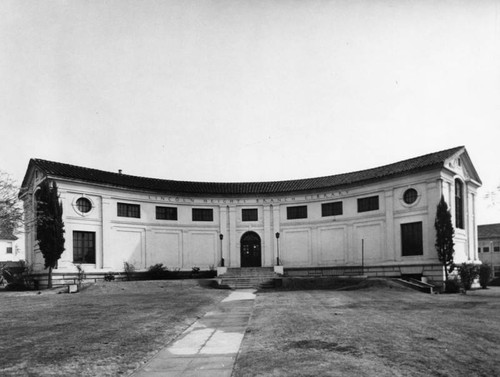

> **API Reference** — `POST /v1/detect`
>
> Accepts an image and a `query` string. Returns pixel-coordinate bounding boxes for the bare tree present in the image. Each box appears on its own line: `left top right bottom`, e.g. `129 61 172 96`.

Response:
0 170 23 237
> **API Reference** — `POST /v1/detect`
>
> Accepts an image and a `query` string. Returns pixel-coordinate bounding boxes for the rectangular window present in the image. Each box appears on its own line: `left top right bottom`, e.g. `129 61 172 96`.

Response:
401 222 423 256
494 246 500 252
357 196 379 213
483 247 490 253
192 208 213 222
242 208 258 222
322 202 343 217
287 205 308 220
117 203 140 218
495 266 500 278
6 243 12 254
73 231 96 264
156 206 178 220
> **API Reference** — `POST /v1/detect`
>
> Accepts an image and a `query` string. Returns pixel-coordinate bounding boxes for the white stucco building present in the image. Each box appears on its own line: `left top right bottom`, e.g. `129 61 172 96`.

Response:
19 146 481 285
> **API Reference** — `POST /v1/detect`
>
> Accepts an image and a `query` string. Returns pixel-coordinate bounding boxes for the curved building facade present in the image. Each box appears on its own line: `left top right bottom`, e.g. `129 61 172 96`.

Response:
20 146 481 284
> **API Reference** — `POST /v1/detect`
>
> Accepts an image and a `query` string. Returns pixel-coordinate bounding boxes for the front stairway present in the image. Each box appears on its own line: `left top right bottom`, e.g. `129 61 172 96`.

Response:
217 267 281 289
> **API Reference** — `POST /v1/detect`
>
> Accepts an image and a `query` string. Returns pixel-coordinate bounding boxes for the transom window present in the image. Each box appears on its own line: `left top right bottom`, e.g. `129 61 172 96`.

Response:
403 189 418 205
156 206 178 220
76 197 92 213
192 208 213 222
73 231 96 264
117 203 140 218
287 205 308 220
242 208 258 222
322 202 343 217
357 196 379 213
401 222 423 256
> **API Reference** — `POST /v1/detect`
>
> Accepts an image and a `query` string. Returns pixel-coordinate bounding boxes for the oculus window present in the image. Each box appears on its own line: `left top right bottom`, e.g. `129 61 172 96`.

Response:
76 197 92 213
156 206 178 220
242 208 258 222
117 203 140 218
357 196 379 213
322 202 343 217
401 222 423 256
287 205 308 220
403 189 418 205
73 231 96 264
192 208 213 222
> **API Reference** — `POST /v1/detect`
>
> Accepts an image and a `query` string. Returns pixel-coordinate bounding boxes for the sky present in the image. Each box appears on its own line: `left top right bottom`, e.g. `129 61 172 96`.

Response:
1 0 499 224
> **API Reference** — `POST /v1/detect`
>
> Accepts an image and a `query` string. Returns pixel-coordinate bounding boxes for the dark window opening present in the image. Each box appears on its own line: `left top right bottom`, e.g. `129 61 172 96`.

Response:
117 203 140 218
287 205 308 220
192 208 214 222
455 179 464 229
156 206 178 220
401 222 423 256
242 208 258 222
76 197 92 213
73 231 96 264
403 189 418 205
322 202 343 217
358 196 379 213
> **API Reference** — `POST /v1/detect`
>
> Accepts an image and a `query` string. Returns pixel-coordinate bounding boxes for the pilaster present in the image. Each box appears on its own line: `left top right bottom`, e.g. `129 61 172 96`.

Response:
101 196 112 269
384 190 395 261
228 206 237 267
263 205 272 266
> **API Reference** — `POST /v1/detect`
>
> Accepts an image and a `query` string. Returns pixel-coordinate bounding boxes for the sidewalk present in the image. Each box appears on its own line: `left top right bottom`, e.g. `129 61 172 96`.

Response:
129 290 256 377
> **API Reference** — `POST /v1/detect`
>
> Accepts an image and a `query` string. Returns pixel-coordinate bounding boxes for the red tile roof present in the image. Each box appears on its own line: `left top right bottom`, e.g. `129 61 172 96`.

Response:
21 146 469 196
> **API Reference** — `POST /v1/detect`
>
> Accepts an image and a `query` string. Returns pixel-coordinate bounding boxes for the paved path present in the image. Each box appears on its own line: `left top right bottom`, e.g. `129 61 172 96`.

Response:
130 290 256 377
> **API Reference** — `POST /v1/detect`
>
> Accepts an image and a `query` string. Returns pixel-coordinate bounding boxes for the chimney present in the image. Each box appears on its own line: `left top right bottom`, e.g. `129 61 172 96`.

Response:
118 169 122 174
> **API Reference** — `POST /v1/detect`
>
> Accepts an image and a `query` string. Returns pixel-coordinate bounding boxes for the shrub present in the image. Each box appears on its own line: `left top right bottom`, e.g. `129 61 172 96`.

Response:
104 273 115 282
1 261 35 291
458 263 479 291
123 262 135 281
76 264 85 287
479 263 492 289
147 263 168 280
444 278 461 293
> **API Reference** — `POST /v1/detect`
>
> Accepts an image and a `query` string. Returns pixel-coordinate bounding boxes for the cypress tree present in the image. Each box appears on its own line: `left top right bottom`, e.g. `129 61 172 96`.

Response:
434 195 455 280
36 180 65 288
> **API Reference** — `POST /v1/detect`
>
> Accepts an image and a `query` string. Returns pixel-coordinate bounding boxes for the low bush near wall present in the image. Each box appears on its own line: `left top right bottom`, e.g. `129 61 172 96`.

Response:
1 261 36 291
479 263 492 289
458 263 479 291
444 278 461 293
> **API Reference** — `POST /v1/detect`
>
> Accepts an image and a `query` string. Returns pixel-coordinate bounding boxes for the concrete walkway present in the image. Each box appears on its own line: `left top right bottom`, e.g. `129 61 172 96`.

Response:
129 290 256 377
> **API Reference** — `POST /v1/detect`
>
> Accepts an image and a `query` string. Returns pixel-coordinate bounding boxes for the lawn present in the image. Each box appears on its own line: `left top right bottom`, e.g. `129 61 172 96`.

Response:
234 282 500 377
0 280 228 377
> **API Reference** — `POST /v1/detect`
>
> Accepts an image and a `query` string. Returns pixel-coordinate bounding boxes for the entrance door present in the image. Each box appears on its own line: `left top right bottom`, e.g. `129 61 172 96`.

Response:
240 231 262 267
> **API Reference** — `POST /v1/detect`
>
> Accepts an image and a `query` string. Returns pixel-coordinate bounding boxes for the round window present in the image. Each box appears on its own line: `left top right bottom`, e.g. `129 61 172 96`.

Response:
403 189 418 205
76 197 92 213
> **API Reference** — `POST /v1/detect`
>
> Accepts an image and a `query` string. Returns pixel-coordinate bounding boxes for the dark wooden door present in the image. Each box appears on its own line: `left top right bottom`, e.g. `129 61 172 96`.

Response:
241 232 262 267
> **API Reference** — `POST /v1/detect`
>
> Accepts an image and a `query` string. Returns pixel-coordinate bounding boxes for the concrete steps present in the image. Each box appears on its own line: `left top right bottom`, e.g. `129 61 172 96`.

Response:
217 267 280 289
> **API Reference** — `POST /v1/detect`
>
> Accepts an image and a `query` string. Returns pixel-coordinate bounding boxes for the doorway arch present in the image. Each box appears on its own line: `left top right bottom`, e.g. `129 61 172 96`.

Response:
240 231 262 267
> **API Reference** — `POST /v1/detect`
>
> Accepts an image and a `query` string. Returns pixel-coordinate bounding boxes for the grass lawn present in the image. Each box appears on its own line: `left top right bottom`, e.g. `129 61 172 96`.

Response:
0 280 228 377
234 281 500 377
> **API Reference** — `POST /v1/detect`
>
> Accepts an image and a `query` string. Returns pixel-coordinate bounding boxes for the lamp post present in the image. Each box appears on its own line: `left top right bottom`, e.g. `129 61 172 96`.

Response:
275 232 280 266
219 234 224 267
